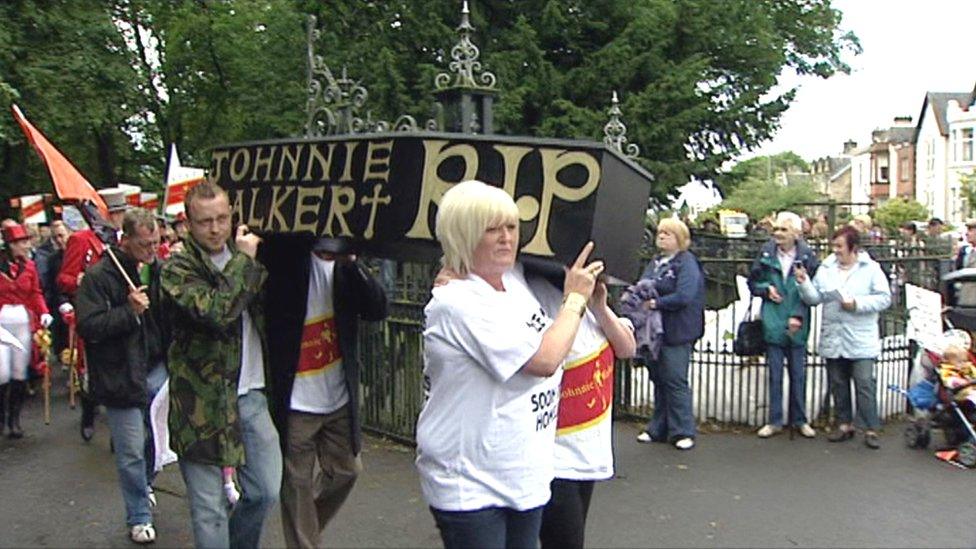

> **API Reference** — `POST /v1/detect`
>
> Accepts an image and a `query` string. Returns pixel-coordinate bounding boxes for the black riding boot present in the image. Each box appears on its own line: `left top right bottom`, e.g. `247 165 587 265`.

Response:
7 380 25 439
0 383 7 437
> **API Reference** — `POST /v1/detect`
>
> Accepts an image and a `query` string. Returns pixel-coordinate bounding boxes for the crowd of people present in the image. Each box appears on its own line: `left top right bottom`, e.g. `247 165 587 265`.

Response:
1 177 958 549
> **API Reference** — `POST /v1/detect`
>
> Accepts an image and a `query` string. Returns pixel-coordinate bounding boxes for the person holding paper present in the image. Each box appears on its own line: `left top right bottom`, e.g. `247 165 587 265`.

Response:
796 225 891 449
747 211 820 439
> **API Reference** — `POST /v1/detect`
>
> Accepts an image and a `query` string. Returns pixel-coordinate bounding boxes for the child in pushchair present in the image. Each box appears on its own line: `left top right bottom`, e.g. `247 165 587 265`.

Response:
896 331 976 467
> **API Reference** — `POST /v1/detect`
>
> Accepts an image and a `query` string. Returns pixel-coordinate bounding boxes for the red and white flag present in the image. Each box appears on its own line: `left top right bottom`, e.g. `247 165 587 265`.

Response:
140 192 159 211
163 144 204 216
10 194 47 224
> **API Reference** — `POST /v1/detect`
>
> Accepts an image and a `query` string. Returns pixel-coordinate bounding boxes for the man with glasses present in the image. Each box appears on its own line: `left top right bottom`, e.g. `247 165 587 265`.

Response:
75 208 169 544
747 211 820 439
161 182 281 549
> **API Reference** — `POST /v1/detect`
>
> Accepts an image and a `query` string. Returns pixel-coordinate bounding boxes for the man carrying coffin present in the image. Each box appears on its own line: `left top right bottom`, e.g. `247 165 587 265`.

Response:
263 234 388 549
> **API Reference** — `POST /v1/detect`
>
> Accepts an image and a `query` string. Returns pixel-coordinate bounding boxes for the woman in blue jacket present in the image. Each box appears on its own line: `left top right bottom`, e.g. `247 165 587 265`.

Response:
635 218 705 450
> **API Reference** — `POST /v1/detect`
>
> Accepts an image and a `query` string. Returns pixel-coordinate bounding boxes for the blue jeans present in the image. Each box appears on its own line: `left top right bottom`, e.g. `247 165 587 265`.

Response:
106 406 152 526
179 390 282 549
766 344 808 426
827 358 880 430
645 343 696 441
430 505 544 549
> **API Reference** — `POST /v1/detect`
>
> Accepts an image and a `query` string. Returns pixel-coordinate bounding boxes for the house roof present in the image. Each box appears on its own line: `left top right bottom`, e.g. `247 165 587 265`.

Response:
914 91 971 141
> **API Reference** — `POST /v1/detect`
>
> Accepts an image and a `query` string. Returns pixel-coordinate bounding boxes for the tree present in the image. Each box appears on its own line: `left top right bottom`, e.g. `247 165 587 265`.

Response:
716 151 810 194
716 176 823 221
1 0 859 208
872 197 931 234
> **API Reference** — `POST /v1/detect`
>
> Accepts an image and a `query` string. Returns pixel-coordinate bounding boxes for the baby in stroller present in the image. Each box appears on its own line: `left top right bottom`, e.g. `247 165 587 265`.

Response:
897 331 976 467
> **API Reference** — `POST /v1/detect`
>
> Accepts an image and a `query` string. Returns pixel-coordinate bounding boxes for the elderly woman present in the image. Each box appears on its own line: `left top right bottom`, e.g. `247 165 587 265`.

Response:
417 180 602 549
0 223 52 439
747 211 820 439
635 218 705 450
796 226 891 449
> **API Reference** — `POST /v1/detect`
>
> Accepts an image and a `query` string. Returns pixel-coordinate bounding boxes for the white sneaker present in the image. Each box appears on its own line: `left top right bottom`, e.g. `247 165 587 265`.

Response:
129 523 156 544
147 487 156 509
757 424 781 438
674 437 694 450
636 431 653 443
798 423 816 438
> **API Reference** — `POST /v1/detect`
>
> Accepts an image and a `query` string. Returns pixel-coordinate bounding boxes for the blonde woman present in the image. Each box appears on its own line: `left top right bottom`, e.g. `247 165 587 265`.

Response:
417 180 601 549
634 217 705 450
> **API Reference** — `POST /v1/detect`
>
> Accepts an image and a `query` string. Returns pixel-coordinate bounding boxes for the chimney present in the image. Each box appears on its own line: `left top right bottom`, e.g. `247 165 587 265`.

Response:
893 115 913 126
843 140 858 154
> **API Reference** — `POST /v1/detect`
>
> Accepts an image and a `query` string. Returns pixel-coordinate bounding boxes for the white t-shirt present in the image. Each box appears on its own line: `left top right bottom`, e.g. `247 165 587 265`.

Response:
527 277 616 481
209 246 264 396
290 255 349 414
416 264 560 512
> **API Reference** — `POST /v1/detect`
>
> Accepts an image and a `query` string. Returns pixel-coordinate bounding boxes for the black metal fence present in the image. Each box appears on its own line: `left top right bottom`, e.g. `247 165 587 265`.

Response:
356 235 952 442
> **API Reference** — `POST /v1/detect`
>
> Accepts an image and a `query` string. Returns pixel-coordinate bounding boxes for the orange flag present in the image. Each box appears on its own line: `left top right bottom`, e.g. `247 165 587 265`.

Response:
11 104 109 219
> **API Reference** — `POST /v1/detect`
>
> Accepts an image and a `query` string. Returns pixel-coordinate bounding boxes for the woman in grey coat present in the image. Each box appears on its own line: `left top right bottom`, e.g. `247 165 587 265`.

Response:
795 225 891 449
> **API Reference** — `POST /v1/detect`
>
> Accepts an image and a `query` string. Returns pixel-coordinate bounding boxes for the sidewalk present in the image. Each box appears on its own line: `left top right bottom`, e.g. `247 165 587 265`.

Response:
0 378 971 548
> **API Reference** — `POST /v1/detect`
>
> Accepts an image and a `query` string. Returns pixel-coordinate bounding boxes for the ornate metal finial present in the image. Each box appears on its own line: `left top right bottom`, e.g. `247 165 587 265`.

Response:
434 1 497 91
604 91 640 159
304 14 437 135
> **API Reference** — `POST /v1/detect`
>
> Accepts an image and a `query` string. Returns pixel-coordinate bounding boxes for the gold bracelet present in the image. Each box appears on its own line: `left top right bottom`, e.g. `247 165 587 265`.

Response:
562 292 587 318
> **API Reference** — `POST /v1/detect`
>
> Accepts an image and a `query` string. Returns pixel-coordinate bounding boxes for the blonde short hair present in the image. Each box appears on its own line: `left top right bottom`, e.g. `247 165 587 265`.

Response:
435 180 519 275
657 217 691 251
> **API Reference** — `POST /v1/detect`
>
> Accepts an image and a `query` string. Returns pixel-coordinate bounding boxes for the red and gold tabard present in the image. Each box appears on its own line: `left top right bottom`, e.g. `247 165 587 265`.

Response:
297 314 342 376
557 342 615 435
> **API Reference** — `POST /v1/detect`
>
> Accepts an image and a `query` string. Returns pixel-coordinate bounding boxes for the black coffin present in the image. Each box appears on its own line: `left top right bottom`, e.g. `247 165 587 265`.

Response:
209 132 654 281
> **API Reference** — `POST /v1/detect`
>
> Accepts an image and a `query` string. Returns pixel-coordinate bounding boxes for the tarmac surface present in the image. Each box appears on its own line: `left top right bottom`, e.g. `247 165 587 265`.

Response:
1 371 973 548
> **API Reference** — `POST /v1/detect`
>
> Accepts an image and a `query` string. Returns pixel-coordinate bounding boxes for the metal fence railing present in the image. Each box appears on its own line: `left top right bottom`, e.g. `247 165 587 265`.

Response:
356 235 951 442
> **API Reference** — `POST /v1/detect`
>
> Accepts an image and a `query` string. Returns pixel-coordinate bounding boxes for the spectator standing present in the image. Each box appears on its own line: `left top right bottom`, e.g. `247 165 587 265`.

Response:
0 223 52 438
796 226 891 449
947 221 976 307
416 180 600 549
75 209 168 544
635 218 705 450
160 182 280 548
748 212 820 439
263 234 388 549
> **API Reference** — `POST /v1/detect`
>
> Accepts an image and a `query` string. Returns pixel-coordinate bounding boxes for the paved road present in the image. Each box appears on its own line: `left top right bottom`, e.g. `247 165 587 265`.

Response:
1 372 973 548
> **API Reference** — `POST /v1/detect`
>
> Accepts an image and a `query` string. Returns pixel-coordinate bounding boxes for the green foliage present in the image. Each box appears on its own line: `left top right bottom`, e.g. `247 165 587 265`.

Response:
717 176 824 221
961 170 976 219
1 0 859 209
717 151 810 194
872 197 931 234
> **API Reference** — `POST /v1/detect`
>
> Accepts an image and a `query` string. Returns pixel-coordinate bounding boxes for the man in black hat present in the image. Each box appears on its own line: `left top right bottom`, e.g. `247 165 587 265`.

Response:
262 235 388 549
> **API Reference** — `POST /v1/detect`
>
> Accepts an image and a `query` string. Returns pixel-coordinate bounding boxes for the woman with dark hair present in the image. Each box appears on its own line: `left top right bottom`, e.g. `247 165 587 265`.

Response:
634 217 705 450
0 223 52 438
795 225 891 449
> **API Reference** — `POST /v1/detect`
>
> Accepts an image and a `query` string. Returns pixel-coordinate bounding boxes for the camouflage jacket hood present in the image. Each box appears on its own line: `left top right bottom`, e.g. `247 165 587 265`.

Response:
160 235 268 466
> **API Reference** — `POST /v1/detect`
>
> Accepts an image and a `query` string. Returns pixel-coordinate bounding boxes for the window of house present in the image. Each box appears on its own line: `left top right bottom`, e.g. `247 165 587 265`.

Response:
926 140 935 173
963 128 974 162
879 166 889 182
900 157 909 181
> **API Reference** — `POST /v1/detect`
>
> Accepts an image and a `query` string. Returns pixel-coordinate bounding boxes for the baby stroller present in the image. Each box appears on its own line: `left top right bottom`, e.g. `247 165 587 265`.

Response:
892 328 976 468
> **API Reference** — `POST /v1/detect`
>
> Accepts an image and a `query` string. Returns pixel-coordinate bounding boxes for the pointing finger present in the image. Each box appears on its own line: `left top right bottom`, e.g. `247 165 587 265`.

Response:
573 242 595 269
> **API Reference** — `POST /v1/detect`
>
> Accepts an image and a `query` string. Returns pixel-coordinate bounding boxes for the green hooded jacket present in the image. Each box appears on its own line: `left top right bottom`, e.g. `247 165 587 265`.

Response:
746 239 820 347
160 235 268 466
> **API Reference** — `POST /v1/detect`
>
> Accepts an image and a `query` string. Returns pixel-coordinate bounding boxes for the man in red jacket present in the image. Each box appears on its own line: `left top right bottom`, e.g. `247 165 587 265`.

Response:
56 187 127 441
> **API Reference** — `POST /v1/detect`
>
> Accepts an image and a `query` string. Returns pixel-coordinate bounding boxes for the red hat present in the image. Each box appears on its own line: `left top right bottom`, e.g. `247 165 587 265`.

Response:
2 224 29 243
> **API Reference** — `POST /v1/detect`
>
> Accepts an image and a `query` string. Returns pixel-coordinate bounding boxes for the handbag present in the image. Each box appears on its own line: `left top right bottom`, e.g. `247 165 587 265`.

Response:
733 300 766 357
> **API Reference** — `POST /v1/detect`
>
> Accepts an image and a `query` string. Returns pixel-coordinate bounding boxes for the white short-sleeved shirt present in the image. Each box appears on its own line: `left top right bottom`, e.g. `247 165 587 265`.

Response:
527 277 616 481
416 264 561 512
290 255 349 414
209 246 264 396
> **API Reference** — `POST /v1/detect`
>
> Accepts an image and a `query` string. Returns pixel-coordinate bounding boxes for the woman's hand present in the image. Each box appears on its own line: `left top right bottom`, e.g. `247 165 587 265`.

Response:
564 242 602 301
589 279 608 309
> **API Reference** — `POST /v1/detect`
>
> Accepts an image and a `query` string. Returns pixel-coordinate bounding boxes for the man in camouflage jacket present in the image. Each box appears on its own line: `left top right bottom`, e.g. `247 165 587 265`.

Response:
161 182 281 549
